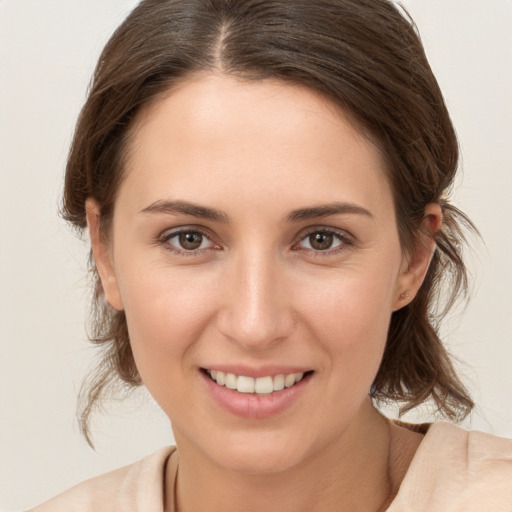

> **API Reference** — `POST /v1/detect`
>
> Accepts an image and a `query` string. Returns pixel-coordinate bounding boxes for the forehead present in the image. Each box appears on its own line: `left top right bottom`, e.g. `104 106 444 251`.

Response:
120 73 393 218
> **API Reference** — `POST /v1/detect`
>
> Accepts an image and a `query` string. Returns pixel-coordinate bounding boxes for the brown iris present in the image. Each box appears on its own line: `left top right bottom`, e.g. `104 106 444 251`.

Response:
309 232 334 251
179 232 203 250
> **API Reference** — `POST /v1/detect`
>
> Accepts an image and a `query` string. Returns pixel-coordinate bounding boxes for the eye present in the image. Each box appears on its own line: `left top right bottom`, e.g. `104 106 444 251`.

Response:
295 228 351 253
160 228 217 253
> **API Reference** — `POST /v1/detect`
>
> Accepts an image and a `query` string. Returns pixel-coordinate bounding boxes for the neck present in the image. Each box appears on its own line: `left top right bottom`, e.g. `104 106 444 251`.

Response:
168 402 398 512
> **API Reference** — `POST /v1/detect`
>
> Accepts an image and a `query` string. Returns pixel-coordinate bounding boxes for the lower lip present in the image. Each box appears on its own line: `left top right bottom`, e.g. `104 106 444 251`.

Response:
200 371 312 420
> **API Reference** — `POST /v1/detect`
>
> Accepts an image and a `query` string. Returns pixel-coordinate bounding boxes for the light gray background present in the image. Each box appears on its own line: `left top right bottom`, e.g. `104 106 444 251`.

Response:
1 0 511 509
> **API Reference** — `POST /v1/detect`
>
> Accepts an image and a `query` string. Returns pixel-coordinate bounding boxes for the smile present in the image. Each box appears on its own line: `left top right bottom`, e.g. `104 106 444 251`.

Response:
205 369 308 395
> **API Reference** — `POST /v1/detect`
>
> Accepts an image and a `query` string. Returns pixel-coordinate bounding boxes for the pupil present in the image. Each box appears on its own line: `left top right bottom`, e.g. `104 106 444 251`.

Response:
310 232 333 250
179 232 202 250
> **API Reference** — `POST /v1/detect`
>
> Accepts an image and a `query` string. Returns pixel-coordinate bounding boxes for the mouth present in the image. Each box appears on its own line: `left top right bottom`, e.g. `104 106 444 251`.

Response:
202 368 314 396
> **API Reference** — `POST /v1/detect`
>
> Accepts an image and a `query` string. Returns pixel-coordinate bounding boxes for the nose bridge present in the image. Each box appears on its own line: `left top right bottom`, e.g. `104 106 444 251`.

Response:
217 245 293 348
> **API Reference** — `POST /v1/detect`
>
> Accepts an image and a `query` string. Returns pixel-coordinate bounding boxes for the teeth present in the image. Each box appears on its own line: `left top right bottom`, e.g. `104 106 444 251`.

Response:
254 376 274 395
284 373 296 388
273 374 285 391
236 375 255 393
208 370 306 394
225 373 237 390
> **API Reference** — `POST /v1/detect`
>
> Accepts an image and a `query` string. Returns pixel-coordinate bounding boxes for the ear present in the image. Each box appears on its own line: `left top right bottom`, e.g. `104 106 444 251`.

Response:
85 198 124 311
392 203 442 311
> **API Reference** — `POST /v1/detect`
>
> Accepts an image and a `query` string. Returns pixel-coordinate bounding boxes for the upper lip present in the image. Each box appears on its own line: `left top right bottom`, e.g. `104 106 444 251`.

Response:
201 365 313 378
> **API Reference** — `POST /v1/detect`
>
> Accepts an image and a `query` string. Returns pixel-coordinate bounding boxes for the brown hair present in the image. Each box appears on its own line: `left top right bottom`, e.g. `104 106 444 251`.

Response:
63 0 475 445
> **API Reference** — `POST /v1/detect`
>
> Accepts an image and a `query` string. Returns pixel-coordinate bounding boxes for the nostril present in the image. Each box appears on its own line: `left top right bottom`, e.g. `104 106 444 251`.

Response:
216 307 295 349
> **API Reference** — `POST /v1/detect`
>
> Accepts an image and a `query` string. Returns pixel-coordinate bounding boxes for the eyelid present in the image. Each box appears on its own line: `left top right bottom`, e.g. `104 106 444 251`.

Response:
293 226 356 254
155 224 355 257
158 225 221 254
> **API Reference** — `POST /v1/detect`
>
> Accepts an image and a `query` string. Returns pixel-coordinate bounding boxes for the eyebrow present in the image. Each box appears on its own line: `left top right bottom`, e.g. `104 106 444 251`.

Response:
286 202 373 222
139 199 372 223
139 200 229 223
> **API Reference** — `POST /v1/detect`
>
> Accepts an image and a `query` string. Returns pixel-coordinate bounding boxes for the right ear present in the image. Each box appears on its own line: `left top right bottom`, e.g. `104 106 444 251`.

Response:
85 198 124 311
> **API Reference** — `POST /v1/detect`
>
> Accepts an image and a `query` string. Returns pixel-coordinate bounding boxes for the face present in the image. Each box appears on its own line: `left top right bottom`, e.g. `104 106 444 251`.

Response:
89 74 436 474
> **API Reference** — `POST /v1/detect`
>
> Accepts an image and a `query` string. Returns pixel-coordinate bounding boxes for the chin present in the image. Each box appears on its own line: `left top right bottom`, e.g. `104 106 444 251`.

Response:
190 423 324 476
213 440 308 475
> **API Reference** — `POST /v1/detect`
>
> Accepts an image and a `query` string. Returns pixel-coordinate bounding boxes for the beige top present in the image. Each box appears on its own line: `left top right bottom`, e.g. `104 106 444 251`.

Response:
29 422 512 512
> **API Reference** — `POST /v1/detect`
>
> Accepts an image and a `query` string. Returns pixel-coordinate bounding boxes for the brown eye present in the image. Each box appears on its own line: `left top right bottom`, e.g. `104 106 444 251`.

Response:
179 232 204 250
308 232 334 251
297 229 347 253
162 229 215 253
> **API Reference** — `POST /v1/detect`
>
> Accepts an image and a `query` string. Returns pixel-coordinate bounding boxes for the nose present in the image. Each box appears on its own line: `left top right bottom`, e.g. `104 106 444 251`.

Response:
216 249 295 350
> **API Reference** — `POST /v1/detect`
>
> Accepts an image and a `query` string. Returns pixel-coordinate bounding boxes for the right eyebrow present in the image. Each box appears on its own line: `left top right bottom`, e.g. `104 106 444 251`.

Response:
139 200 229 223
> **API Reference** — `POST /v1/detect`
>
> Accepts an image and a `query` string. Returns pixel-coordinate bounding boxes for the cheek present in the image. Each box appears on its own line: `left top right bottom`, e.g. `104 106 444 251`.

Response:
299 263 398 382
116 264 217 393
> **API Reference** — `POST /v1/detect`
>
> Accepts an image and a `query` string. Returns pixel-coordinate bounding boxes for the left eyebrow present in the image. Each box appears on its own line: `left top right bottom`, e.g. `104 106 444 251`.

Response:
286 202 373 222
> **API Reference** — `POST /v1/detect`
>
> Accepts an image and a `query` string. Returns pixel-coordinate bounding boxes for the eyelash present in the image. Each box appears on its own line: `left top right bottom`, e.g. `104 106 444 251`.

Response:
158 227 219 256
292 227 354 257
158 226 354 257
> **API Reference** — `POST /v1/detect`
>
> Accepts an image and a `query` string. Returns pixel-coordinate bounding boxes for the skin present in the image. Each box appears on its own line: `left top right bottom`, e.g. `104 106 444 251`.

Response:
87 74 441 512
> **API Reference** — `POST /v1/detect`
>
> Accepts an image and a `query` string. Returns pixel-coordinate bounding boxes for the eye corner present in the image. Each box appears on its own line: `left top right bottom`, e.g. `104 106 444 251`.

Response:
292 226 356 256
157 226 222 256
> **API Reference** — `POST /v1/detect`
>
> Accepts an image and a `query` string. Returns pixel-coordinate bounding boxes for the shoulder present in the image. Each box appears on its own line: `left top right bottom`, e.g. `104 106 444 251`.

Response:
390 422 512 511
28 446 176 512
422 422 512 477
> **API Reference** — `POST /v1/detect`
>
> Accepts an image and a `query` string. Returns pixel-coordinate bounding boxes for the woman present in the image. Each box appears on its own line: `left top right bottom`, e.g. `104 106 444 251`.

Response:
29 0 512 510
